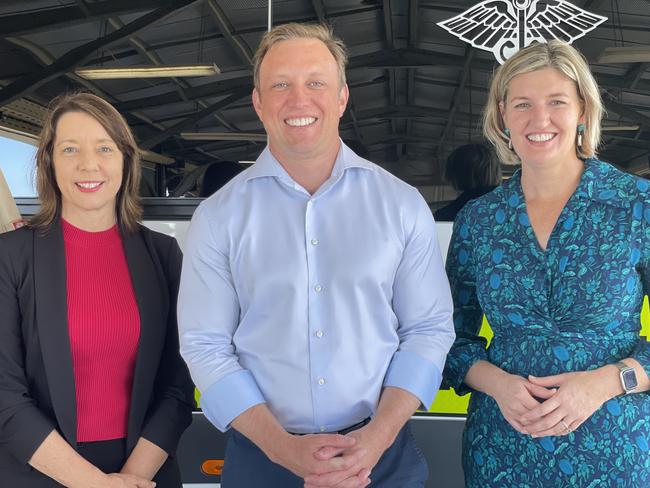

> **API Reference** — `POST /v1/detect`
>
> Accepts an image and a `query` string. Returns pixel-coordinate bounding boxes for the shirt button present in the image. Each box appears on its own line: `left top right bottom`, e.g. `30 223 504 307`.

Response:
314 284 322 292
311 238 319 246
317 377 325 386
315 330 324 338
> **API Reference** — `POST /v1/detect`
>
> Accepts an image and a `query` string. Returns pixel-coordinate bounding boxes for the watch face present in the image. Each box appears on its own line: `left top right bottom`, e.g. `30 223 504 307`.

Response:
622 368 638 391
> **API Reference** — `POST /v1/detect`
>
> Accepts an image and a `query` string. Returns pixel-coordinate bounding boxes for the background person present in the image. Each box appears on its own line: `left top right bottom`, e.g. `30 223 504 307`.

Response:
178 23 455 488
433 143 501 222
0 92 194 487
444 40 650 486
199 160 244 198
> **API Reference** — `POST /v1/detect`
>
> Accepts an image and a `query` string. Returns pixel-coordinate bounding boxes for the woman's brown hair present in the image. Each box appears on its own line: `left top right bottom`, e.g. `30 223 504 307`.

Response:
31 92 142 232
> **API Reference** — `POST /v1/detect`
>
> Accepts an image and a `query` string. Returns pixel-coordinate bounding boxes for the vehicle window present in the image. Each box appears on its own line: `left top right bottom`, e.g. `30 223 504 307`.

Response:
0 134 37 198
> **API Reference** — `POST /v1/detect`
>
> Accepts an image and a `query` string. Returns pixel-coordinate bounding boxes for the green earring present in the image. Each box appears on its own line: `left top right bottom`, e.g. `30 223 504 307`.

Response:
504 128 512 150
577 124 585 147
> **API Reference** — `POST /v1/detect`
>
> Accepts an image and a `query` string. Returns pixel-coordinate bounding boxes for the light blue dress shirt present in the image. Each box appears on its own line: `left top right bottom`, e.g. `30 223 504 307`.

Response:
178 141 455 433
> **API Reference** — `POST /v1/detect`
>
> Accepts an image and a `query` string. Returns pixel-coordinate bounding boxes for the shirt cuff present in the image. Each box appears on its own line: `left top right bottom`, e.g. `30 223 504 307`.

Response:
383 350 442 409
200 370 266 432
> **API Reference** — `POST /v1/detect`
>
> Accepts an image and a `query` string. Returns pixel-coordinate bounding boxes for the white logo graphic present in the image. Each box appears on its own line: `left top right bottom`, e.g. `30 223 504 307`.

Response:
437 0 607 64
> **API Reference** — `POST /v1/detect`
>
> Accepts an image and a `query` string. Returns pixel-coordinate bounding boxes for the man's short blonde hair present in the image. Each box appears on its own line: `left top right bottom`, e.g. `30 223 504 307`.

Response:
483 40 603 165
253 22 348 91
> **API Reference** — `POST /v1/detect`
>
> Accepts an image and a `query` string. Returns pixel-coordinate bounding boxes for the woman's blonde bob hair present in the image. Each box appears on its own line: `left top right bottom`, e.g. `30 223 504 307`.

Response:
483 40 603 165
31 92 142 233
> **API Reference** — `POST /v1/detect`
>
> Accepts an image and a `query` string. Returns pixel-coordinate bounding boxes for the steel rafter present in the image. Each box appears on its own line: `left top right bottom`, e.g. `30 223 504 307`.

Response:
104 14 243 159
0 0 200 107
140 88 250 150
205 0 254 66
437 45 475 154
5 36 166 133
0 0 180 38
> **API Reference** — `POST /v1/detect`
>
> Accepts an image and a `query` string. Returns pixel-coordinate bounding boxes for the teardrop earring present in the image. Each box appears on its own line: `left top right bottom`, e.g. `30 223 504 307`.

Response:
504 128 512 150
577 123 585 148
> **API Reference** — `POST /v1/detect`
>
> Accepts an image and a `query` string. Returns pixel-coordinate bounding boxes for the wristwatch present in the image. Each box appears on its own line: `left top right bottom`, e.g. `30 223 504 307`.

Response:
615 361 638 395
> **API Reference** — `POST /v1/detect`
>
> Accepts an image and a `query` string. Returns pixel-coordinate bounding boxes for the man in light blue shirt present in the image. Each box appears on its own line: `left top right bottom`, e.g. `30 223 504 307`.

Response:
178 22 455 488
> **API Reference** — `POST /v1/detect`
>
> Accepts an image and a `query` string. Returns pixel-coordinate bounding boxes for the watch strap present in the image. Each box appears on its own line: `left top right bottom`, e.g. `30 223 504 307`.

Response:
615 361 631 373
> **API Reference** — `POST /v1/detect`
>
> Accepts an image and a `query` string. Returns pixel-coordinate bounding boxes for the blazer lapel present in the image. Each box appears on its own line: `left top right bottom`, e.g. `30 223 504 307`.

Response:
34 223 77 445
122 229 168 451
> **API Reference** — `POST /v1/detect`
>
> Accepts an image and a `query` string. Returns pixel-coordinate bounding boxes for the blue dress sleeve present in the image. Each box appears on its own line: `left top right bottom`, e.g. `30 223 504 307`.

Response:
633 197 650 378
443 204 488 396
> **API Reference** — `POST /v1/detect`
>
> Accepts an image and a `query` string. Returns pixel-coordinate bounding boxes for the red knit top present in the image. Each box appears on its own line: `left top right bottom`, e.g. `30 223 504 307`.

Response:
62 219 140 442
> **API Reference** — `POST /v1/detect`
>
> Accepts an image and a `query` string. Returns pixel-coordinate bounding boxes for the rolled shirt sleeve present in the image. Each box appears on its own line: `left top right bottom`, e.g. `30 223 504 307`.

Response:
384 191 456 408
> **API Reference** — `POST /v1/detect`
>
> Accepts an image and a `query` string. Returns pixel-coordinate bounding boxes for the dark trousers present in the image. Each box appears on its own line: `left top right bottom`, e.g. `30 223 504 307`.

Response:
221 423 428 487
0 438 182 487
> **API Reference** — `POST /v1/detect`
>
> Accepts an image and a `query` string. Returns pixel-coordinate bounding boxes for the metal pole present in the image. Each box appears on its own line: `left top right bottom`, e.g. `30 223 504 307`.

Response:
267 0 272 31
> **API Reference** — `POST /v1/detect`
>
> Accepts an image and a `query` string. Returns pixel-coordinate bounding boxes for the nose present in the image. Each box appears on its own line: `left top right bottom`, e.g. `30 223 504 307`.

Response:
288 84 310 107
529 104 551 127
76 148 100 172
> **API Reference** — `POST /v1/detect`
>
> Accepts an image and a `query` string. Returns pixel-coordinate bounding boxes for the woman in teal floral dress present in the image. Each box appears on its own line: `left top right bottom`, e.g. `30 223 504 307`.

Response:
444 41 650 487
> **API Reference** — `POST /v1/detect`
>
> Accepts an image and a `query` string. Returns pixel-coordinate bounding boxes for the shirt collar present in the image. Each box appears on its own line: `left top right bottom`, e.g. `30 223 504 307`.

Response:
244 139 375 187
503 158 630 210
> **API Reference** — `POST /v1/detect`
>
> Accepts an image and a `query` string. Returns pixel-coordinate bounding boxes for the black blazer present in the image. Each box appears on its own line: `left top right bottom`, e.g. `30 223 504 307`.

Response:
0 221 194 482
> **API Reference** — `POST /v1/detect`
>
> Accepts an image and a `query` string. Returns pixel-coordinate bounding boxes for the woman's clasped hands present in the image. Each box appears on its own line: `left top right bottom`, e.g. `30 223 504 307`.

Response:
492 368 617 438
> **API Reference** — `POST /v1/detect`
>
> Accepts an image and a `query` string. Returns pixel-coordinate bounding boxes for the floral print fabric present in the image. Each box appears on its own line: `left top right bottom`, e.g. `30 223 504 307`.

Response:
444 159 650 487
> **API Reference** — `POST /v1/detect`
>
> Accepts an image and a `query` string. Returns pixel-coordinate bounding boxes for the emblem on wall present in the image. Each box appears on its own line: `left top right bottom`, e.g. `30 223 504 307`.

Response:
437 0 607 64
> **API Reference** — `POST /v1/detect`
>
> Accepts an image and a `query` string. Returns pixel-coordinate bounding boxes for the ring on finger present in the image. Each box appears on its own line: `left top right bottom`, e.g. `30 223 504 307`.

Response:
560 419 572 434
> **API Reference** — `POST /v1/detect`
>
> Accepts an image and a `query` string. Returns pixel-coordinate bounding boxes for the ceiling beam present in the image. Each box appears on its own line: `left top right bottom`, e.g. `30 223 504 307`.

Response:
383 0 399 158
341 105 457 123
415 75 486 92
140 88 250 150
311 0 327 22
205 0 254 66
0 0 176 38
383 0 394 50
5 36 166 134
346 100 365 147
408 0 419 47
438 46 475 153
115 76 252 111
603 94 650 132
627 63 650 90
347 48 495 71
363 135 438 148
81 5 382 67
105 14 242 134
0 0 199 107
74 0 92 17
405 0 419 146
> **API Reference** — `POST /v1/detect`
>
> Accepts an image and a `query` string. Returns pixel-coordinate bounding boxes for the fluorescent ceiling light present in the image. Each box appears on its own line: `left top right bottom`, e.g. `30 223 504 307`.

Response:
602 125 640 131
181 132 267 142
75 64 220 79
597 47 650 64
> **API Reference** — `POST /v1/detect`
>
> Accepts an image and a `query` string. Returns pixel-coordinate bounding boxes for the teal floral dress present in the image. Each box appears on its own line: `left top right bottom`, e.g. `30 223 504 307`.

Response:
444 159 650 487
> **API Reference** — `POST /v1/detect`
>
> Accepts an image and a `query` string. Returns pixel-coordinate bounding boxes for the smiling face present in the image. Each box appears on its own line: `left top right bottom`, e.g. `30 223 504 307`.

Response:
252 37 349 165
500 67 584 170
53 111 123 229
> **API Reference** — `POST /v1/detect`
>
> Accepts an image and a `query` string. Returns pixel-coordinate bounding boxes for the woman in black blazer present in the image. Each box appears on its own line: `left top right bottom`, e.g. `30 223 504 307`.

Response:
0 93 193 487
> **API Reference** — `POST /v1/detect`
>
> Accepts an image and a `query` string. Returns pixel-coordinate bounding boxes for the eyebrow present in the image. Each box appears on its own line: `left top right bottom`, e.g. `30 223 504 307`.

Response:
510 92 571 101
268 70 329 80
56 138 115 145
